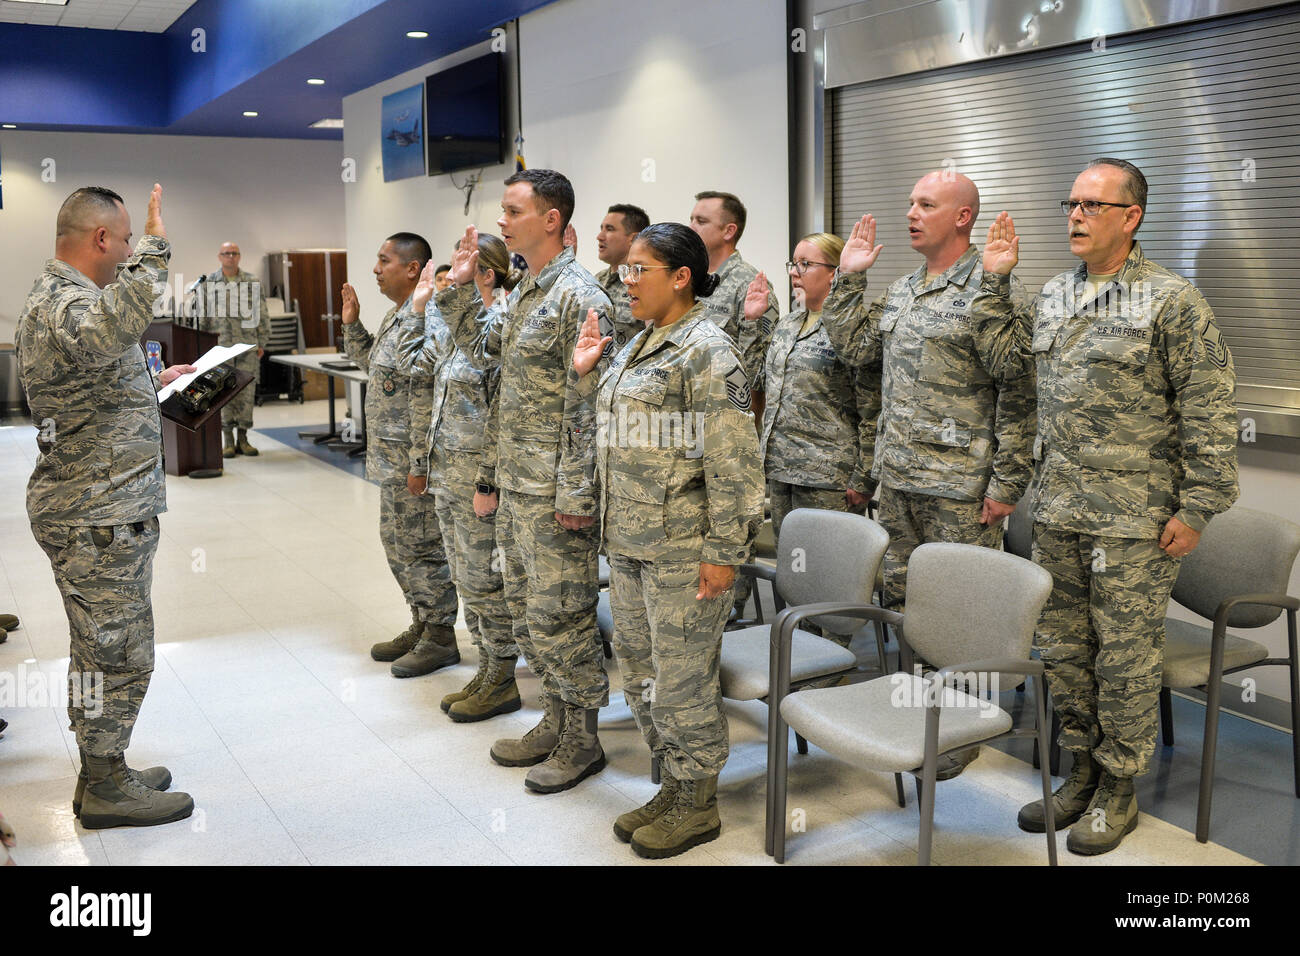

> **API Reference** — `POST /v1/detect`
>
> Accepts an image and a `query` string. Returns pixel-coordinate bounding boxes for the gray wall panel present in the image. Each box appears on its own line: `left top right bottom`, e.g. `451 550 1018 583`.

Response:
830 3 1300 401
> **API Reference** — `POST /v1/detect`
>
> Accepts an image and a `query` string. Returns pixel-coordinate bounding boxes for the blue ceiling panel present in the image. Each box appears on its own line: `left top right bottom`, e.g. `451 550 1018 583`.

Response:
0 0 554 139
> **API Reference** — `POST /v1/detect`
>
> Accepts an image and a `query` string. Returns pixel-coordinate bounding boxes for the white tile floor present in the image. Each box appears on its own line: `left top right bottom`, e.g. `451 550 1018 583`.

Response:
0 401 1262 866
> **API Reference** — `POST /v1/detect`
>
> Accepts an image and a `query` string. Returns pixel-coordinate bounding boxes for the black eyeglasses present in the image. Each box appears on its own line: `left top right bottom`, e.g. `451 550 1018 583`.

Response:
785 259 836 275
1060 199 1132 217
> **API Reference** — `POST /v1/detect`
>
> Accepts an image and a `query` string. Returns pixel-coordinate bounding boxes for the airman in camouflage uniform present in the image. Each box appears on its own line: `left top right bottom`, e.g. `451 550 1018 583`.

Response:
972 159 1239 855
434 169 612 794
822 176 1036 620
752 234 879 578
17 184 193 829
594 203 652 351
198 242 270 457
575 222 764 858
342 234 460 678
419 286 521 722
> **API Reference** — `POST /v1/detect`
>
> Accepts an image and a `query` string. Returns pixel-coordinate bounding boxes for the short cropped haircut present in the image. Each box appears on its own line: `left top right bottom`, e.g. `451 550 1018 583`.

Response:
694 190 747 243
386 232 433 269
56 186 125 238
434 264 451 276
504 168 575 230
1087 157 1148 233
607 203 650 235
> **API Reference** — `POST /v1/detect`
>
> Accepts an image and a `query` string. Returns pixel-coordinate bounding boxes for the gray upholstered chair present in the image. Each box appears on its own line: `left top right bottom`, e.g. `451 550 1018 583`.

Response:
767 542 1057 865
722 508 891 711
1161 505 1300 843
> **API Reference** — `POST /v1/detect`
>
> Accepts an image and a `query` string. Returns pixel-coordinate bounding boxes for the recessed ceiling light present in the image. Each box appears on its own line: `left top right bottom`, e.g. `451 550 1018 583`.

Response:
243 111 259 117
406 31 429 38
307 78 325 85
1 124 16 129
310 118 344 129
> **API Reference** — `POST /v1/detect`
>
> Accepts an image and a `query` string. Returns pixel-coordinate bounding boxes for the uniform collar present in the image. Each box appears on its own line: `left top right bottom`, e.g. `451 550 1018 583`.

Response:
597 266 626 292
45 258 99 292
629 302 708 361
713 250 744 278
1072 240 1145 286
519 246 574 296
909 244 979 294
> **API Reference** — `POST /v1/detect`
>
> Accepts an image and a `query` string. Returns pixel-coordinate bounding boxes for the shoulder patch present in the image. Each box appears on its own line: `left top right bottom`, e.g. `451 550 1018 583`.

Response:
725 363 752 412
1202 320 1229 370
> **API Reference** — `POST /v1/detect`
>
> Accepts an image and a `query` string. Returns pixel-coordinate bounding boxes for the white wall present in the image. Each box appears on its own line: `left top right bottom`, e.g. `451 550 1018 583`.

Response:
343 0 790 328
0 131 345 342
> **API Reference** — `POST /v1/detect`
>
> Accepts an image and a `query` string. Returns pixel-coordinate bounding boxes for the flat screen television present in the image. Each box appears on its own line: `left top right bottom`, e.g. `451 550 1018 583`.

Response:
426 53 507 176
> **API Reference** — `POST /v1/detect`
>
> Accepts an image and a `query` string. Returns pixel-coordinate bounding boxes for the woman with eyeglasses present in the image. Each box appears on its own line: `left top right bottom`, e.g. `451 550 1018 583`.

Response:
743 234 880 641
572 222 764 859
413 234 523 722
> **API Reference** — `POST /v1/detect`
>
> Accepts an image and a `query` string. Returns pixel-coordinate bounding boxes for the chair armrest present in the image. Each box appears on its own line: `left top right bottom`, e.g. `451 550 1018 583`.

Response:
768 603 904 705
1207 594 1299 682
931 658 1044 685
738 562 777 584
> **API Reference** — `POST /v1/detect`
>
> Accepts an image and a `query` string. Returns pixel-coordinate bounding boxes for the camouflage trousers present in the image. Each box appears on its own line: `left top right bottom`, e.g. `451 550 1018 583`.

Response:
495 489 607 708
32 518 159 758
608 554 732 779
221 349 260 430
1032 524 1180 778
768 480 864 538
433 466 517 659
378 478 458 626
877 484 1003 612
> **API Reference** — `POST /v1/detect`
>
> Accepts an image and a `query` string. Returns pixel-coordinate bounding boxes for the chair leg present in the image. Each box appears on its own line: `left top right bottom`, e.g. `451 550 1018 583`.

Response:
1033 674 1059 866
795 732 808 755
650 756 660 785
918 769 938 866
1160 686 1174 746
1287 613 1299 798
772 724 792 863
894 772 906 808
1195 670 1224 844
874 620 889 674
1049 708 1061 777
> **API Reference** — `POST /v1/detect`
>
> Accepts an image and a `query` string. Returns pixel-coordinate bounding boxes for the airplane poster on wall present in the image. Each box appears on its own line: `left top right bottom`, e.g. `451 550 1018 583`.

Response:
381 83 425 183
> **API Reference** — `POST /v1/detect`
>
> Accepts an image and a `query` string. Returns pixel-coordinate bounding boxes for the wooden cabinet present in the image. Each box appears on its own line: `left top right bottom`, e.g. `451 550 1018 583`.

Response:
266 250 348 350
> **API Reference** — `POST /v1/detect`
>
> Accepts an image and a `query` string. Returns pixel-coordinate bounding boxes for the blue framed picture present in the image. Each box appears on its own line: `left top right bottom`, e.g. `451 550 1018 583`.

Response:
381 84 425 182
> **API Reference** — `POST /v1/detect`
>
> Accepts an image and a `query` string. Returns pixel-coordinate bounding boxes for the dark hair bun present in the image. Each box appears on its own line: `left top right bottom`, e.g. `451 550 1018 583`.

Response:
697 272 721 298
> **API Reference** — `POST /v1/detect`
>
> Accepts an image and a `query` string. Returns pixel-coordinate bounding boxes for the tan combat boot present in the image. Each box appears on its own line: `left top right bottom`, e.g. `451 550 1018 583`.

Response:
222 428 237 458
524 702 606 793
614 769 680 843
73 750 172 818
448 654 521 723
1067 772 1139 855
370 609 422 662
630 774 721 859
490 693 562 767
391 622 460 678
1017 751 1102 832
441 643 489 713
236 428 258 456
79 755 194 829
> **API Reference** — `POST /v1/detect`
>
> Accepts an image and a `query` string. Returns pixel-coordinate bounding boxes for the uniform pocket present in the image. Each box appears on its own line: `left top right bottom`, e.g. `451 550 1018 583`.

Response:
919 332 991 386
910 416 972 450
1085 336 1150 405
1078 443 1150 515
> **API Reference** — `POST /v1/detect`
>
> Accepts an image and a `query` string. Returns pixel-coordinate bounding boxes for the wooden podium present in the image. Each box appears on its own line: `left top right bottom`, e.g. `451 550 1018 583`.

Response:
143 320 251 478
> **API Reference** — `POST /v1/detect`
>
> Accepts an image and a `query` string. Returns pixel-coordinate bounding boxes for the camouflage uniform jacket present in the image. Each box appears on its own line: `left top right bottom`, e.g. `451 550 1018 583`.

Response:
594 303 765 564
198 268 270 350
16 236 170 526
436 247 612 516
594 266 644 352
418 300 501 493
700 251 779 390
822 245 1036 504
342 294 429 482
760 308 880 492
971 241 1239 538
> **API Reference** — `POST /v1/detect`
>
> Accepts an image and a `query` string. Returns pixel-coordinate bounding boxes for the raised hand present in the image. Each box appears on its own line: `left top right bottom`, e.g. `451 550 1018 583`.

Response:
449 225 480 286
983 211 1020 276
839 214 883 274
413 260 439 313
573 308 611 378
563 222 577 253
145 183 166 239
743 272 770 322
340 282 360 324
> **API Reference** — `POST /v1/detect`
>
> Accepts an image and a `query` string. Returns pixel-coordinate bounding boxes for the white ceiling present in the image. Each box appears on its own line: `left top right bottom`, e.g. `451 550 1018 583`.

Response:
0 0 196 32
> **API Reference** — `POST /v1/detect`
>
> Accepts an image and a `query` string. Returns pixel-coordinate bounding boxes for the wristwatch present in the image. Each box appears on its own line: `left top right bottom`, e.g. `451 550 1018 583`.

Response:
475 483 497 495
